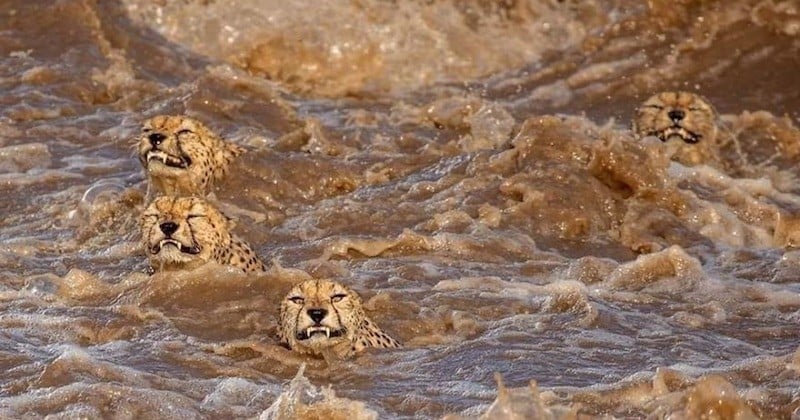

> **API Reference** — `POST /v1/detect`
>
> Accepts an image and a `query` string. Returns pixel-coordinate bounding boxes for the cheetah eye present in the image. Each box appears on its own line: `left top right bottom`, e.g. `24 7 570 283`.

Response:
176 129 194 136
288 296 305 305
331 293 347 303
186 214 205 219
142 127 152 133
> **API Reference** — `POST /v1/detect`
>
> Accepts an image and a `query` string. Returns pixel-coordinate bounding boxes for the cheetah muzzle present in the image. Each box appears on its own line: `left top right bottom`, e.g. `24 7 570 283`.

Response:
297 326 346 341
648 124 701 144
149 238 200 256
145 147 191 170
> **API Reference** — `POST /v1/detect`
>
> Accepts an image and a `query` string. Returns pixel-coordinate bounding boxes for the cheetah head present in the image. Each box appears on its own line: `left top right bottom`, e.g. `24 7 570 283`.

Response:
141 196 234 271
279 279 367 356
138 115 243 196
633 91 717 145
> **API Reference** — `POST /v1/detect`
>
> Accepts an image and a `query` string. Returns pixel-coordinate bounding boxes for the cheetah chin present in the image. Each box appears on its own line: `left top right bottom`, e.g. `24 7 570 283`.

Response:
146 150 190 169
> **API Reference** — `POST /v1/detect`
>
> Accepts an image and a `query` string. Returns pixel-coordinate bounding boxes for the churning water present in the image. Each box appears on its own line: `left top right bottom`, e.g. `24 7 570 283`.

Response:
1 0 799 418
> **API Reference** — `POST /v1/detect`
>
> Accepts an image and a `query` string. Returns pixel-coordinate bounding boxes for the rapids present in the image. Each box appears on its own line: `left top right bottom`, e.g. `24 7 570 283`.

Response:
1 0 799 418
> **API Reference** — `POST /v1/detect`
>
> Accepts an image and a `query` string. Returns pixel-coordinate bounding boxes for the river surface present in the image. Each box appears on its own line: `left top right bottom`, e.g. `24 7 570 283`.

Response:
1 0 799 418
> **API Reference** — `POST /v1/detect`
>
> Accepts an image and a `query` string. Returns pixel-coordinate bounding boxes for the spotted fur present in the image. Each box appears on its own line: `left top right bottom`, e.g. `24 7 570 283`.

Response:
140 196 265 273
278 279 401 359
137 115 244 200
632 91 719 166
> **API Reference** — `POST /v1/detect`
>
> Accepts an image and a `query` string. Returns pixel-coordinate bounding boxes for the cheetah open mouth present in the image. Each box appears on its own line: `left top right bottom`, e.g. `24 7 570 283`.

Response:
649 126 700 144
296 326 345 341
146 150 192 169
151 239 201 255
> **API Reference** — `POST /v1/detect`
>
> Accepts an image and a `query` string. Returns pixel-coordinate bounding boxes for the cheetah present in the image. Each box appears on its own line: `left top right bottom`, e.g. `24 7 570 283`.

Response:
632 91 719 166
140 196 265 273
137 115 244 199
278 279 401 359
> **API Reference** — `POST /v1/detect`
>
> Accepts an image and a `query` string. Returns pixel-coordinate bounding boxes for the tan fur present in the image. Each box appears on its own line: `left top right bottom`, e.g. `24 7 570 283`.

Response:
278 279 401 359
140 196 265 273
632 91 719 166
138 115 244 199
774 212 800 248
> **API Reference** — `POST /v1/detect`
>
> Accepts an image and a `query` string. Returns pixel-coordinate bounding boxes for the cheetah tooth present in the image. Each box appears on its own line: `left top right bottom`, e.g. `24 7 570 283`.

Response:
306 326 331 338
147 151 168 163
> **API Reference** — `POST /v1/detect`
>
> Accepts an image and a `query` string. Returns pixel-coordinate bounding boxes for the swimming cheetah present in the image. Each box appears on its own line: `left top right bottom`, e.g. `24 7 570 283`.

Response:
278 279 401 359
138 115 244 200
633 91 719 166
140 196 265 273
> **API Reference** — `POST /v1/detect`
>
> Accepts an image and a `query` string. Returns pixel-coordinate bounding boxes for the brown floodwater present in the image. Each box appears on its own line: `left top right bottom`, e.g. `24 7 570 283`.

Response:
1 0 799 418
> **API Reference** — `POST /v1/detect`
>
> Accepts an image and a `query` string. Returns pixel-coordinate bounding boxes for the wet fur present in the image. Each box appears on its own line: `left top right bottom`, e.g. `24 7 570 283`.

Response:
138 115 244 200
278 279 400 359
140 196 265 273
633 91 719 166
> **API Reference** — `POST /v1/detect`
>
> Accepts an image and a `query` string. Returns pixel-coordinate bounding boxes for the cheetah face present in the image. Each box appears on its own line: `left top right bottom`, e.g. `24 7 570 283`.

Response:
138 115 243 196
141 196 233 271
279 279 364 353
139 116 203 173
633 91 717 145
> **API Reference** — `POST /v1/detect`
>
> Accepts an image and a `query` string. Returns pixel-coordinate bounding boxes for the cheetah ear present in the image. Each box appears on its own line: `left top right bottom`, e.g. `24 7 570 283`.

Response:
703 95 719 118
224 214 237 230
227 142 245 158
218 141 244 164
213 141 244 177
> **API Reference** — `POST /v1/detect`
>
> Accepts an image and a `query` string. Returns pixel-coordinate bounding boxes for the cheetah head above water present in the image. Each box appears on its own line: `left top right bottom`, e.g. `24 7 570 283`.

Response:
633 91 718 145
140 196 234 272
278 279 401 359
137 115 244 197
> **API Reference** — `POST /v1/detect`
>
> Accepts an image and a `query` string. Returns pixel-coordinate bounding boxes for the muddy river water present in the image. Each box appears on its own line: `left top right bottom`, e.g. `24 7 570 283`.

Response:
1 0 799 418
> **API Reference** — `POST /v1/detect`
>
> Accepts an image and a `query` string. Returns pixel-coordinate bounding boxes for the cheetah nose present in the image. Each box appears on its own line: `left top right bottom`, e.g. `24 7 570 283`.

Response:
159 221 179 235
307 308 327 324
668 109 685 122
148 132 167 146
